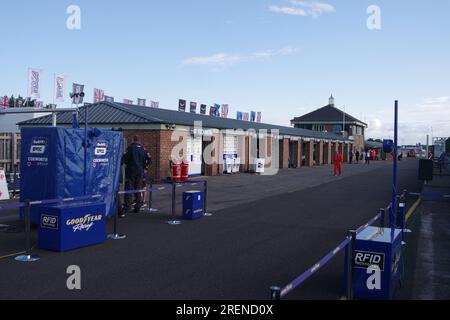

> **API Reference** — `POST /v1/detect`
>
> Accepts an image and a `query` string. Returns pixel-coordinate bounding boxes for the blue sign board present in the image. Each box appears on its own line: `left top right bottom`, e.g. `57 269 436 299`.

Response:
38 202 106 252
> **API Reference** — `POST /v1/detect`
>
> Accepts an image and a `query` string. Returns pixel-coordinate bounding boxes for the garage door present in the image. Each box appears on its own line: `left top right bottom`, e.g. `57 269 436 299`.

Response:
223 135 238 160
186 135 203 176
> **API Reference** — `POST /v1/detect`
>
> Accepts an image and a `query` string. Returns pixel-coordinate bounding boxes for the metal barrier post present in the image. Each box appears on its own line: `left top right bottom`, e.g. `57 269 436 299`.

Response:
379 208 386 229
270 286 281 301
203 180 212 217
108 192 127 240
13 164 18 199
168 182 181 225
15 201 40 262
142 179 158 214
401 190 412 234
346 230 356 300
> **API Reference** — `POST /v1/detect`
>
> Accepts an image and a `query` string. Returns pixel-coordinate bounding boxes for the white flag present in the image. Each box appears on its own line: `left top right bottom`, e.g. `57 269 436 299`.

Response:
28 68 42 99
54 75 65 102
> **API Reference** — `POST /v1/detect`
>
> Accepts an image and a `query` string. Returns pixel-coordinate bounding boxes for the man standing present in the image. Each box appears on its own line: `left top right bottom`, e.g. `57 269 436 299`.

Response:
122 136 151 215
365 150 371 165
349 149 354 165
355 150 360 164
334 150 343 176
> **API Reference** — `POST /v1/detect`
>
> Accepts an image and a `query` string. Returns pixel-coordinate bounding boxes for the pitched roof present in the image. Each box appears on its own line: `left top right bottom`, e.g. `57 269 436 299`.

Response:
18 102 349 141
291 104 367 126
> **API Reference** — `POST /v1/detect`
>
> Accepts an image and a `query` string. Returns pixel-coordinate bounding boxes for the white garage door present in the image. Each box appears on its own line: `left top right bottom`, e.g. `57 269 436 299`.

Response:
186 135 203 176
223 135 238 159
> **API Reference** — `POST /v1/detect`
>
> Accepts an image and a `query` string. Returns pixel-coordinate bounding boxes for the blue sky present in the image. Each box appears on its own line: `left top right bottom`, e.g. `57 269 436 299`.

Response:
1 0 449 144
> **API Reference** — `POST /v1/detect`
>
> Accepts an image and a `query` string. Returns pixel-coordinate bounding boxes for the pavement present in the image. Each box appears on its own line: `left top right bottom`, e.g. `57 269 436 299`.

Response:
396 161 450 300
0 159 420 300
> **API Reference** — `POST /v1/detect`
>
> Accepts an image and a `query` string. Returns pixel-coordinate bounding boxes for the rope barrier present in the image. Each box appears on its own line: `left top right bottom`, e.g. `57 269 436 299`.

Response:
279 237 351 298
272 208 386 300
0 179 209 214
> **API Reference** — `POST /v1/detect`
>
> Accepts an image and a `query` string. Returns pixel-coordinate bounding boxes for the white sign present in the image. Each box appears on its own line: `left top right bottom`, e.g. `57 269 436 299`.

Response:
0 170 10 201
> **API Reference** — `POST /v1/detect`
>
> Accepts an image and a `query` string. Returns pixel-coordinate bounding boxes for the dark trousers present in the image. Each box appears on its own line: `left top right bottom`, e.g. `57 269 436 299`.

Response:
124 173 144 212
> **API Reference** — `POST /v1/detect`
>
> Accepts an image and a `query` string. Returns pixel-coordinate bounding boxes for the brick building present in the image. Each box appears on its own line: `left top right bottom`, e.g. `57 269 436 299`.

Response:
19 101 353 179
291 96 368 153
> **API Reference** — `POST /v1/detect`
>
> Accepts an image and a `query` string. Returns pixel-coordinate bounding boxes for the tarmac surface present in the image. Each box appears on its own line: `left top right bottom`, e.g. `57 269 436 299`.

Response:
0 159 421 300
397 167 450 300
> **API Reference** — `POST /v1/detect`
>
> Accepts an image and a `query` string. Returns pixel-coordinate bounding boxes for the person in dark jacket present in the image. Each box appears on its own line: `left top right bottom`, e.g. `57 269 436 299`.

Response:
122 136 151 215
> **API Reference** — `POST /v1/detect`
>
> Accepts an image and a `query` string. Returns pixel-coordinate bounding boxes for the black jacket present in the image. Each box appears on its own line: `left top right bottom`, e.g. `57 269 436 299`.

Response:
122 143 151 177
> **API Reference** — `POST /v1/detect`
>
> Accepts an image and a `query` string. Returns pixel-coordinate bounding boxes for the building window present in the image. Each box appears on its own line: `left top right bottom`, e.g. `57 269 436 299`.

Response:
333 125 343 134
312 125 325 132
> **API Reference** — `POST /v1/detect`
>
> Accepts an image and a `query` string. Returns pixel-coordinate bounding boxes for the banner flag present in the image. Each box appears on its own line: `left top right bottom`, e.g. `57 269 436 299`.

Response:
250 111 256 122
200 104 207 115
28 68 42 99
72 83 85 104
35 101 44 109
190 101 197 113
1 97 8 108
236 112 243 120
94 88 105 103
257 112 262 123
179 99 186 112
221 104 229 118
123 99 134 105
151 101 159 108
213 104 221 117
105 96 115 102
243 112 250 121
137 98 146 106
54 75 65 102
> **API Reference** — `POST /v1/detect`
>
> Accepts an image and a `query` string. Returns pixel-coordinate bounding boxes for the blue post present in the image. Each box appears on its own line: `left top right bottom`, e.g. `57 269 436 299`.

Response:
390 101 399 229
84 106 88 196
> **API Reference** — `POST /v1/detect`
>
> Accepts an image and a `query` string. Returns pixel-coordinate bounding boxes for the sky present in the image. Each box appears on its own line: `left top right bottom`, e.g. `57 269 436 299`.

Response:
1 0 449 144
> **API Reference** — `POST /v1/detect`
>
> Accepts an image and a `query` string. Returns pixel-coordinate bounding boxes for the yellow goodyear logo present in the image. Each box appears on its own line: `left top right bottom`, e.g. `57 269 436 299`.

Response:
66 214 103 232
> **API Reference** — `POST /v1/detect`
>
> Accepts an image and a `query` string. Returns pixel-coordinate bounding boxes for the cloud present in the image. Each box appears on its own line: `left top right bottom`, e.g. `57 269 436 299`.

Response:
182 46 299 67
269 1 335 18
366 97 450 144
182 54 241 66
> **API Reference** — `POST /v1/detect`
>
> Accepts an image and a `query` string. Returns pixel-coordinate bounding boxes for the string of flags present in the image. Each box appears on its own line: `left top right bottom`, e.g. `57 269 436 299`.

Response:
4 67 261 122
177 99 261 122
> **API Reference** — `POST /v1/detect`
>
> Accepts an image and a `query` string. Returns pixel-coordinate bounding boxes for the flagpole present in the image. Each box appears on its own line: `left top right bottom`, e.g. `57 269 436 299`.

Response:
52 74 57 127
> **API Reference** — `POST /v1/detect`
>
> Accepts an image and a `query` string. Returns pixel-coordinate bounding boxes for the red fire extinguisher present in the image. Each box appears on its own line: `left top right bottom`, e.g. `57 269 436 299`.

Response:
181 161 190 182
171 161 181 182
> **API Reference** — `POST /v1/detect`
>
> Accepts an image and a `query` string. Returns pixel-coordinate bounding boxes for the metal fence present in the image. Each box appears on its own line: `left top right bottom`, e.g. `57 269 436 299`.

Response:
0 133 21 173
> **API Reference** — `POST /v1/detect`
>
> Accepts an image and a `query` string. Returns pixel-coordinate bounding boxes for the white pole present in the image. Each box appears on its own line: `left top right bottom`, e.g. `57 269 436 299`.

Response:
342 105 346 138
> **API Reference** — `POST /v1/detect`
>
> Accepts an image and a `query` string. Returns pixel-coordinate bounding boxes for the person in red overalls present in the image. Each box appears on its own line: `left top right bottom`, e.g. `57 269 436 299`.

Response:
334 151 343 176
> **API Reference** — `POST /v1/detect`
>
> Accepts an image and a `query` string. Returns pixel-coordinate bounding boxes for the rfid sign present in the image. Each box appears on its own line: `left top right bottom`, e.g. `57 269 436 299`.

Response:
41 215 59 230
354 250 385 271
